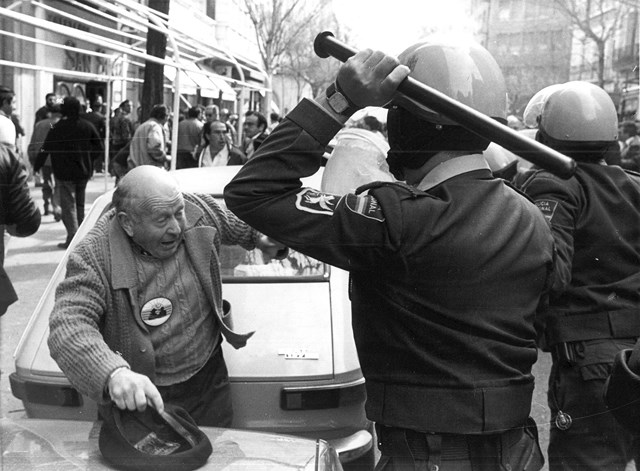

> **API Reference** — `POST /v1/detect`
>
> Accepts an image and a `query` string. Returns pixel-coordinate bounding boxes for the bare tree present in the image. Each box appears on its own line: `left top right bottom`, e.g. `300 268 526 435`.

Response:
552 0 633 87
280 10 350 100
235 0 331 115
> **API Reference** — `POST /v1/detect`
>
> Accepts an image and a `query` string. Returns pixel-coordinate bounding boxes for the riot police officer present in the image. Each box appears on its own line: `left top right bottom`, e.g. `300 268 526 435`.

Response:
225 38 554 470
519 81 640 471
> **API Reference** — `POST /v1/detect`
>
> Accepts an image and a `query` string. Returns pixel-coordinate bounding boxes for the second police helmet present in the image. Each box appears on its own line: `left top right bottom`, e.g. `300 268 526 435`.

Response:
386 37 508 178
523 81 618 159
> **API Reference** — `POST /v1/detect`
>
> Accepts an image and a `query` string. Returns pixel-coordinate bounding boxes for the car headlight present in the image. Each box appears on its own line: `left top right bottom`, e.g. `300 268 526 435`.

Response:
305 439 343 471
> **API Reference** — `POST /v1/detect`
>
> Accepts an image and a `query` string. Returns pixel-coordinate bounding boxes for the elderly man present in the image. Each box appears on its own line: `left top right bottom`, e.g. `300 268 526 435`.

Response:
48 165 285 426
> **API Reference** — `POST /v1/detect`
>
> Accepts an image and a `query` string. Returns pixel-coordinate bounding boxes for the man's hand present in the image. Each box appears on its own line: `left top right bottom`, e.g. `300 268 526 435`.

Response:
257 235 288 260
108 368 164 414
337 49 411 108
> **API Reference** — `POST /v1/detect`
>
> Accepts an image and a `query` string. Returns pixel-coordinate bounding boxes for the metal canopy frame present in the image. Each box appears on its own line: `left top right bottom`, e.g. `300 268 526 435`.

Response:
0 0 268 174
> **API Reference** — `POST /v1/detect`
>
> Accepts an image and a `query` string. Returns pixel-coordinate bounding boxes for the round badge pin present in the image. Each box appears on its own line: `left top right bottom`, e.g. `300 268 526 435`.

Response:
555 411 572 431
140 297 173 326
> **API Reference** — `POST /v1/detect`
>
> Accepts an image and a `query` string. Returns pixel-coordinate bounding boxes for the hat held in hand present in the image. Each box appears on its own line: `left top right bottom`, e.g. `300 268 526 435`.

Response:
99 403 212 470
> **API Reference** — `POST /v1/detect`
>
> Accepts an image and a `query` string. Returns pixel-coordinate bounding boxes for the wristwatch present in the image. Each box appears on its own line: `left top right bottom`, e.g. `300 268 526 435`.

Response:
326 82 357 116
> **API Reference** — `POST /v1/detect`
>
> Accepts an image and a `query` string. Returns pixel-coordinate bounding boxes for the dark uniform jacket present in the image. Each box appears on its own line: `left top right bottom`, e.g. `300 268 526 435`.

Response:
225 99 555 434
0 144 41 314
520 163 640 348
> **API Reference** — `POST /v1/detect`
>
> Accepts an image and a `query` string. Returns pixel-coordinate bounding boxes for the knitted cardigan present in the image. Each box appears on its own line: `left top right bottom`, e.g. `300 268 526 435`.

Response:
48 193 260 404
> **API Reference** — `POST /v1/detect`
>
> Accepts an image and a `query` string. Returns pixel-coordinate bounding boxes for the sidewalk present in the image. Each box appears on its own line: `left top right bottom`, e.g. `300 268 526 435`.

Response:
1 173 115 418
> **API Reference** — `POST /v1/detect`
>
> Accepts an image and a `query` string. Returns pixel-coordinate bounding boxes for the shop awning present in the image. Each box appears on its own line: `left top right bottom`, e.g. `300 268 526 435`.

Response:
196 63 237 101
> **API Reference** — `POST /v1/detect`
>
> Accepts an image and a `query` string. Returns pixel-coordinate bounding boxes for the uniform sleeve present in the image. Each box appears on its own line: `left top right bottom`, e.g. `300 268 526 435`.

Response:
47 246 129 404
224 99 401 272
520 171 581 294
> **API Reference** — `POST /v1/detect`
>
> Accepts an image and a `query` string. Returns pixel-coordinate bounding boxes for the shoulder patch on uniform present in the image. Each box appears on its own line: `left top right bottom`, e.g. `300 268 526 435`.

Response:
345 193 385 222
534 199 558 222
295 188 339 216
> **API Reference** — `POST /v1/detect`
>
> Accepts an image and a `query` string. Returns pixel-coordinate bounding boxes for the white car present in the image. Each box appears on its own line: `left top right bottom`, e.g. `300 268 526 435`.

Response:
10 166 374 468
0 417 343 470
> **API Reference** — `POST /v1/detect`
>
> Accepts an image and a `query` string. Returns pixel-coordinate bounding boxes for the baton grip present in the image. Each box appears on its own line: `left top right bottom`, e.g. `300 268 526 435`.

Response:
313 31 576 179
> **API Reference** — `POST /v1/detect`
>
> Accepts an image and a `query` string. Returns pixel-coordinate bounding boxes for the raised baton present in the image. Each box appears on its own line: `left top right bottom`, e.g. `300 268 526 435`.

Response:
314 31 576 179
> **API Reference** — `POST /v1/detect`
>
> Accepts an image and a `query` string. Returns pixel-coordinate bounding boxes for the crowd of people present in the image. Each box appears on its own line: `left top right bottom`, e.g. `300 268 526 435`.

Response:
2 32 640 471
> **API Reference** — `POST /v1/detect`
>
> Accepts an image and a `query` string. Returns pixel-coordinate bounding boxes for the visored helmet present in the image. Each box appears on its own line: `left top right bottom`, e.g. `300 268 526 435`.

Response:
523 81 618 142
393 38 508 125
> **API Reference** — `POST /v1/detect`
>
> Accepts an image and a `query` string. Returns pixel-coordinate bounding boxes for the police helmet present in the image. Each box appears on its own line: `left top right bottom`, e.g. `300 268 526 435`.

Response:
523 81 618 144
386 38 507 179
393 38 508 125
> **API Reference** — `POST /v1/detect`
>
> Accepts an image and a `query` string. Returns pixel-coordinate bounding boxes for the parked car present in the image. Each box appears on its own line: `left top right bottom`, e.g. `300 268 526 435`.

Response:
0 416 343 470
10 166 374 467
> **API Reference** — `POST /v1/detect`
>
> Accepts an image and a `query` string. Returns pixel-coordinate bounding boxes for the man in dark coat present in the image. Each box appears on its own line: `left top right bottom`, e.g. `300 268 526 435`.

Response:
35 96 102 249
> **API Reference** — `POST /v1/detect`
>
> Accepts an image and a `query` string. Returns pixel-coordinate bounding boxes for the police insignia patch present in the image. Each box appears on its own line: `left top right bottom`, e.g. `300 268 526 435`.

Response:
345 194 384 222
534 199 558 222
140 297 173 326
295 188 338 216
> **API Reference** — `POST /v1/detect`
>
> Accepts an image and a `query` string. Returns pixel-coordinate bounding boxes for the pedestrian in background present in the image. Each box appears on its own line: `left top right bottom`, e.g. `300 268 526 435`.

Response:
83 95 107 174
0 143 41 315
27 104 62 219
196 120 246 167
519 81 640 471
0 86 17 148
127 104 169 170
176 106 203 169
34 92 57 124
34 96 102 249
242 110 268 159
110 100 134 157
225 38 553 470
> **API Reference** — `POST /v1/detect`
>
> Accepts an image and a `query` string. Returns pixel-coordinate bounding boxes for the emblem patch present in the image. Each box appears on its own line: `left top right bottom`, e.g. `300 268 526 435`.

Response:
345 194 385 222
140 297 173 326
295 188 338 215
534 199 559 222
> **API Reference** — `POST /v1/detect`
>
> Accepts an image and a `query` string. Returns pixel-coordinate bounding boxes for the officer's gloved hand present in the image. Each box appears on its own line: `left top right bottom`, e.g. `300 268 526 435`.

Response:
336 49 410 108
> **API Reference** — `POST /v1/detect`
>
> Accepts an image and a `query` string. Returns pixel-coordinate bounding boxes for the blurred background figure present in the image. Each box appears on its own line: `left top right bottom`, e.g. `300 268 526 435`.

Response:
619 120 640 171
0 86 17 148
83 95 107 174
34 92 57 124
127 104 169 170
176 106 204 169
242 110 268 159
27 104 62 219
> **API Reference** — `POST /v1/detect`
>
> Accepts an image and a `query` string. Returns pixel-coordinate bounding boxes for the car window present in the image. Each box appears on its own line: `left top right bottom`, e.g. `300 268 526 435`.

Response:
220 246 328 281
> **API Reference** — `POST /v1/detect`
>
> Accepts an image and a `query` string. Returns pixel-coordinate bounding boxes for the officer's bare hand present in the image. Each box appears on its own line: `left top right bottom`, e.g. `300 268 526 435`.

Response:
337 49 411 108
108 368 164 414
258 235 289 260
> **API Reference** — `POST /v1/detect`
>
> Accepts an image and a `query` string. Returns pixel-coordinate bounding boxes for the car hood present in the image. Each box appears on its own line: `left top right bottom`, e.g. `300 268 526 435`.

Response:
0 417 325 470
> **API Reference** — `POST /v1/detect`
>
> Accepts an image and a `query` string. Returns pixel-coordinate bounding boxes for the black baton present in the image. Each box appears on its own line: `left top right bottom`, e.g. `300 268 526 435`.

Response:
314 31 576 179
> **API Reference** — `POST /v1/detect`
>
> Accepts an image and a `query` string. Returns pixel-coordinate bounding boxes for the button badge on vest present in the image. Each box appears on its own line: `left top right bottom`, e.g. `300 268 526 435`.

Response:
555 410 572 430
140 297 173 326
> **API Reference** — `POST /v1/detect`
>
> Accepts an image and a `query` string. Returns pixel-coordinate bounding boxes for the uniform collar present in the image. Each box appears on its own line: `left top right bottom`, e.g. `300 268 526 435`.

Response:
416 154 490 192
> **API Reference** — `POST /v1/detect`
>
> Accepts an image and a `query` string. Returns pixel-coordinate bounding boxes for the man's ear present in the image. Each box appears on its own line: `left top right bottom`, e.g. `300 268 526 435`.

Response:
117 211 134 237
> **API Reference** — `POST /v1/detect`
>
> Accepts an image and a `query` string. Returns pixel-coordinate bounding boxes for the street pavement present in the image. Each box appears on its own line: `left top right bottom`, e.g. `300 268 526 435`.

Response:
0 172 555 468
